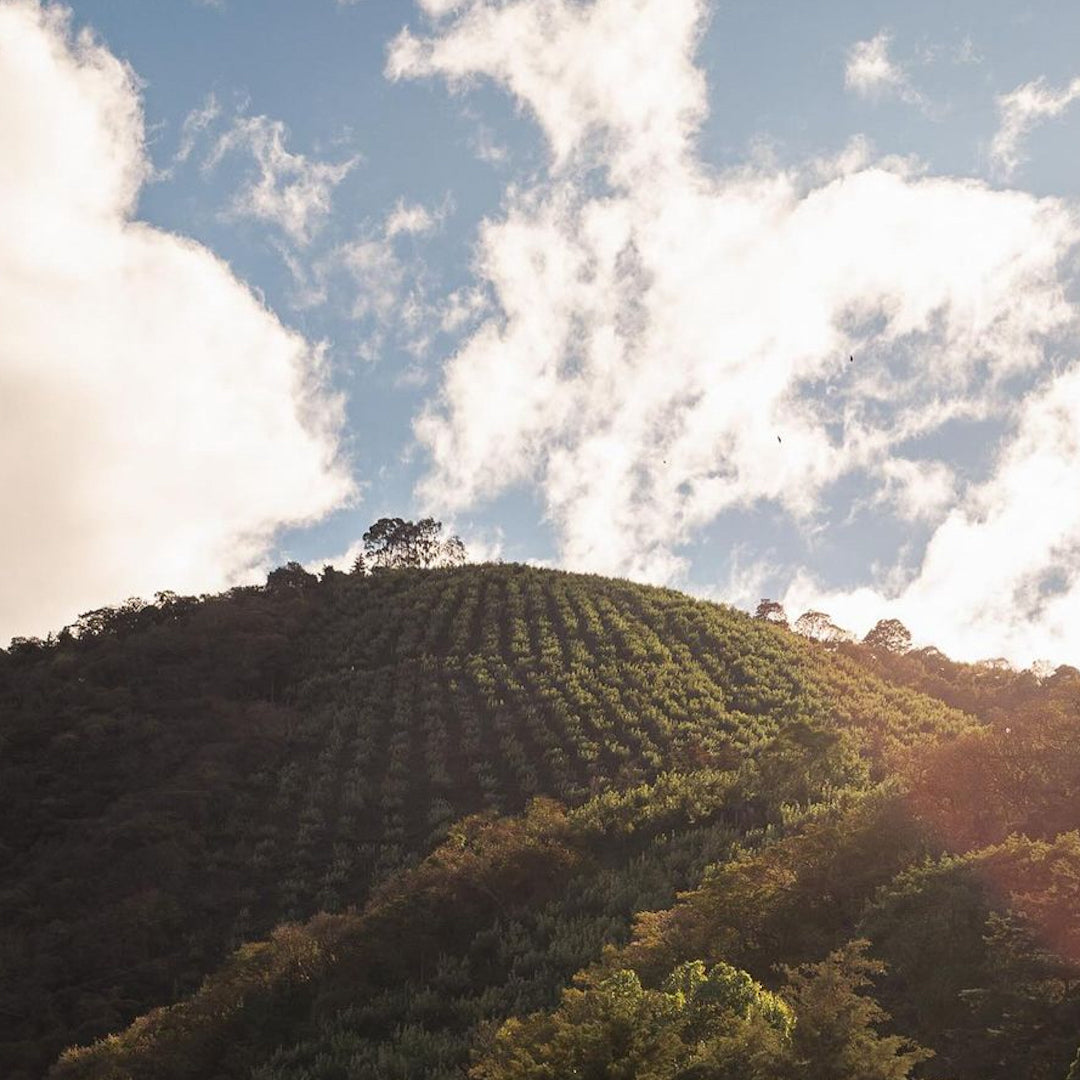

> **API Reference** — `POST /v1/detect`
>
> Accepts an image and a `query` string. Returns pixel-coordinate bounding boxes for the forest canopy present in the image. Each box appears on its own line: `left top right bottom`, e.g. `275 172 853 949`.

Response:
1 562 1077 1080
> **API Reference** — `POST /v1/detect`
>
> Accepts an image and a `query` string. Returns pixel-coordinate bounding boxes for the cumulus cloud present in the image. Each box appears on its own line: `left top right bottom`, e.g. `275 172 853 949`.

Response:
844 31 926 109
392 0 1080 663
787 367 1080 665
388 0 707 182
206 113 358 244
990 75 1080 179
0 1 353 643
873 458 956 524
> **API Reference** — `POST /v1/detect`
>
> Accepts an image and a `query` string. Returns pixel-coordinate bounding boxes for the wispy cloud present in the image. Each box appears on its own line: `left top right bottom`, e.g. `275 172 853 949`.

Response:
953 36 982 66
786 365 1080 664
873 458 956 524
990 75 1080 179
287 196 456 364
844 31 928 111
0 0 353 643
173 91 221 168
206 114 358 245
391 0 1080 664
385 196 451 237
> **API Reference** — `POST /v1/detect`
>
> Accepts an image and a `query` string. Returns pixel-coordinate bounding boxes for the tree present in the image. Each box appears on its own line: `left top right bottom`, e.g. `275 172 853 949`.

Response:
362 517 468 570
320 565 346 587
794 611 853 644
780 940 932 1080
72 598 150 639
963 910 1080 1080
470 961 793 1080
440 533 467 568
755 599 789 626
265 562 317 593
8 635 47 656
863 619 912 653
753 717 867 811
361 516 409 568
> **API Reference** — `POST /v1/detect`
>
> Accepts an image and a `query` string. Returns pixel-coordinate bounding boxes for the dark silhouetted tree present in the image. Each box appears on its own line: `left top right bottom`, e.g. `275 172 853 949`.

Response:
8 635 46 656
266 562 317 593
363 517 468 570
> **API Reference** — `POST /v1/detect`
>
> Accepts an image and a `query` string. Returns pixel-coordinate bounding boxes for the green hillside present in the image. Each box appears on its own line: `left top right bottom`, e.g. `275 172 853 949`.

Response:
3 563 1077 1079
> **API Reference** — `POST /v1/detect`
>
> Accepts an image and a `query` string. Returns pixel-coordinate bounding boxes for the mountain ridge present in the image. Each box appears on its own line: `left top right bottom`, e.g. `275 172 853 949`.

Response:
2 563 1077 1079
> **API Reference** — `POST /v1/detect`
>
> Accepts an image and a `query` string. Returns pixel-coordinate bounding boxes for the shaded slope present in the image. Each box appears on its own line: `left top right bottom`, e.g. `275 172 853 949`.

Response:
0 564 971 1077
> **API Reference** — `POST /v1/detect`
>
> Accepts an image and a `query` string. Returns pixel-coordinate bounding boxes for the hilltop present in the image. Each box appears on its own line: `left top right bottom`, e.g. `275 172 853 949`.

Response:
1 564 1077 1079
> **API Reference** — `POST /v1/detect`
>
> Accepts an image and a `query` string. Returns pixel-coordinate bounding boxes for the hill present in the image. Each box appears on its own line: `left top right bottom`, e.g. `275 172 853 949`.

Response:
2 564 1077 1079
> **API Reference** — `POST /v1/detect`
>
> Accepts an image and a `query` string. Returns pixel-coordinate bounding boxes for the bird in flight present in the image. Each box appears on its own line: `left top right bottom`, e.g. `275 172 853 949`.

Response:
849 354 854 363
777 435 782 444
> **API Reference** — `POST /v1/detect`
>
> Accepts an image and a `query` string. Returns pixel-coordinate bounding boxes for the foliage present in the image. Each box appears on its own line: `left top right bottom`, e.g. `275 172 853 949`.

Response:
858 834 1080 1080
794 611 855 644
754 598 789 626
2 561 1076 1080
779 940 932 1080
470 961 793 1080
266 562 318 593
472 943 932 1080
863 619 913 654
361 517 467 570
903 702 1080 850
607 788 930 985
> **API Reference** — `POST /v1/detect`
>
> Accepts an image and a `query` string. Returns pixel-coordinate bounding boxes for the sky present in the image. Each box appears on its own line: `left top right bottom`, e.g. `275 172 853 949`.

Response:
2 0 1080 667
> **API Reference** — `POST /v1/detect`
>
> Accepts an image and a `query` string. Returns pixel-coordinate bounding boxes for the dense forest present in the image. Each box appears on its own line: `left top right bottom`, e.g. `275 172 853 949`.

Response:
1 558 1078 1079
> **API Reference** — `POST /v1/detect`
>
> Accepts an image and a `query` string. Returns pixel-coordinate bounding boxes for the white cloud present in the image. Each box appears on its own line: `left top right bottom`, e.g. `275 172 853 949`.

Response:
439 286 489 334
698 549 782 613
874 458 956 523
306 537 366 574
385 196 450 237
207 114 358 244
388 0 707 183
789 367 1080 665
337 234 408 321
174 91 221 167
393 0 1080 663
296 197 454 359
470 122 509 165
0 1 353 643
990 75 1080 179
455 525 505 563
846 32 903 96
844 31 927 110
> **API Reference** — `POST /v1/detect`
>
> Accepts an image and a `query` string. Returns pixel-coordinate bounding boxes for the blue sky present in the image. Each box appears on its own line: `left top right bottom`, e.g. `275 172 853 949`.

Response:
3 0 1080 665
